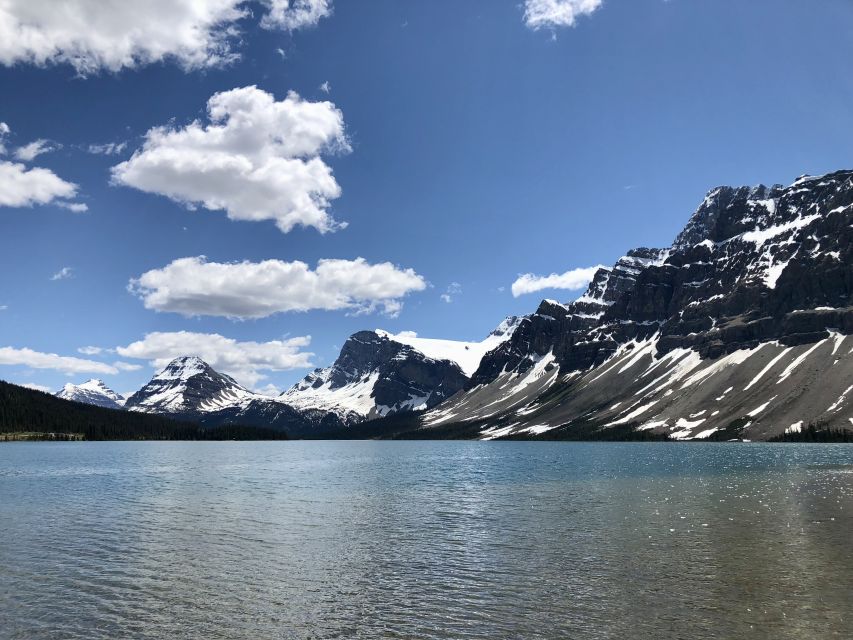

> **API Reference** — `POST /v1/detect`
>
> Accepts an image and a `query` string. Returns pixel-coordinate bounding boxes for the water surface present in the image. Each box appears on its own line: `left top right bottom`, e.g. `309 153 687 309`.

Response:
1 441 852 639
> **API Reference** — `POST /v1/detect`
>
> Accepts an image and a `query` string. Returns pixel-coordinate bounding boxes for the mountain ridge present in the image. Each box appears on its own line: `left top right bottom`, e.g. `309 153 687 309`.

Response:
46 170 853 441
414 170 853 440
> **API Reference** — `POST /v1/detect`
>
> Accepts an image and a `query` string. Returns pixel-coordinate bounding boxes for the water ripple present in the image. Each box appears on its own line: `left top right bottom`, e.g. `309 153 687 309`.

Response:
1 441 853 639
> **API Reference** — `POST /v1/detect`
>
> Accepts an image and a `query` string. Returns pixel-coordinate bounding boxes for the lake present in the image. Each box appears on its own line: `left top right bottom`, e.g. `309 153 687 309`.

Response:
1 441 852 639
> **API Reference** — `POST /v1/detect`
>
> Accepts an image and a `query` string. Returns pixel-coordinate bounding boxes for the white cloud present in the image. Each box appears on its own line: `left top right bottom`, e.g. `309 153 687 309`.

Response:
0 124 85 210
0 122 9 154
50 266 73 281
0 1 333 75
511 265 603 297
0 0 245 73
0 160 79 208
57 201 88 213
0 304 7 311
116 330 315 388
14 139 59 162
441 281 462 303
88 141 128 156
262 0 332 30
523 0 603 30
112 86 349 234
129 256 427 319
77 346 104 355
0 346 119 375
255 383 282 397
20 382 53 393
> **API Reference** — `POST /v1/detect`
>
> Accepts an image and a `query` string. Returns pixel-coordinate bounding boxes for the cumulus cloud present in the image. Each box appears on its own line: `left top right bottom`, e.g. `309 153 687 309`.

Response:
0 1 334 74
129 256 427 319
523 0 603 30
50 267 73 281
0 346 120 375
116 331 314 388
0 160 79 208
14 139 59 162
112 86 349 234
511 265 603 297
0 123 85 210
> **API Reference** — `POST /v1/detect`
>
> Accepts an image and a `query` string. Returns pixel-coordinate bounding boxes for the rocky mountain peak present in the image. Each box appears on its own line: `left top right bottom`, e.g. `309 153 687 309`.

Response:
56 378 125 409
124 356 257 415
281 330 469 424
156 356 211 380
472 168 853 388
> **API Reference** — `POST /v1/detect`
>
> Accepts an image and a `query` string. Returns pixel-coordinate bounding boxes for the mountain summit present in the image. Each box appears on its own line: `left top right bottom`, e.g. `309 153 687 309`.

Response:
56 379 125 410
124 356 257 415
280 319 521 430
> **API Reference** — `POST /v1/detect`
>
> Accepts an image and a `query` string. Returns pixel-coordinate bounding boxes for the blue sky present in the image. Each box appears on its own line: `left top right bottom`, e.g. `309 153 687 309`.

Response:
1 0 852 395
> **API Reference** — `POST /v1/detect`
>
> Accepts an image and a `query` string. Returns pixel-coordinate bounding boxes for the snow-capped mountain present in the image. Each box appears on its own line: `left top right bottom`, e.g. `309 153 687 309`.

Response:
51 171 852 441
121 356 324 435
55 379 125 410
116 324 520 437
280 318 521 427
124 356 259 415
394 170 853 441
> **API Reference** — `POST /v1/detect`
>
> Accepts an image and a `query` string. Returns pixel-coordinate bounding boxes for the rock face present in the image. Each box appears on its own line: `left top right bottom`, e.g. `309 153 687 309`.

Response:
124 356 257 415
415 170 853 440
280 330 475 428
55 379 125 409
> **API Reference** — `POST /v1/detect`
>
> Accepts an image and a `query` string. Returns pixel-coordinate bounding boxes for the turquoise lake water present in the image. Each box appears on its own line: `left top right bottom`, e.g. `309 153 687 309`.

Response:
1 441 852 639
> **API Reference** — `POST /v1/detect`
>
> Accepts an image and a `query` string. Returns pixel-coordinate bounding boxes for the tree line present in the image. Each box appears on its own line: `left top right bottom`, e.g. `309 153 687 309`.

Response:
0 380 288 441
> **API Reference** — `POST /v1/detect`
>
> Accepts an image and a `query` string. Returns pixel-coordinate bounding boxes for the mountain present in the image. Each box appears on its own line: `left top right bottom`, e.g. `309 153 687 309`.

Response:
376 170 853 441
280 319 521 430
56 379 125 409
124 356 257 415
0 379 286 441
121 356 317 434
55 171 851 441
118 318 519 437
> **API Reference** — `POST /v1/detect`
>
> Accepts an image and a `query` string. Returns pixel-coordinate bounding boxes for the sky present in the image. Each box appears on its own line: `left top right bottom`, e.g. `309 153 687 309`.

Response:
1 0 852 396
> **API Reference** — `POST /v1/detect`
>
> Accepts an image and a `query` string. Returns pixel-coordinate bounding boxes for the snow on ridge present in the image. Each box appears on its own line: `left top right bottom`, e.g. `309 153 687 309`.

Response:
741 213 820 246
377 316 522 376
155 356 209 380
282 370 379 418
279 318 524 422
57 378 126 406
